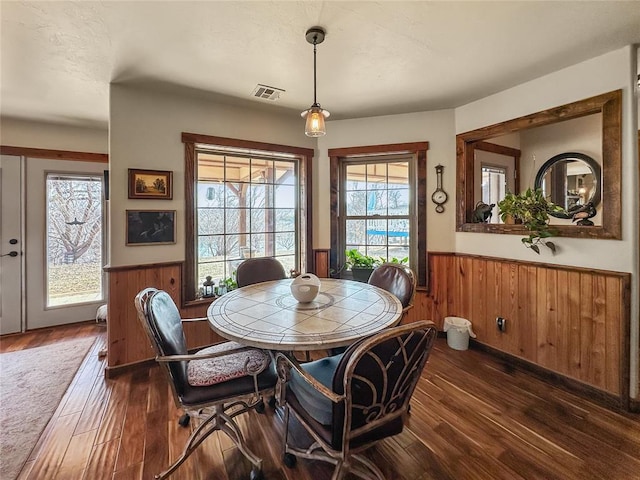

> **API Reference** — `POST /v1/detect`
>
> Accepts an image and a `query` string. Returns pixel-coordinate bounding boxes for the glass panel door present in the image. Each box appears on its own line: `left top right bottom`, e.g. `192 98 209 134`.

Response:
46 173 104 306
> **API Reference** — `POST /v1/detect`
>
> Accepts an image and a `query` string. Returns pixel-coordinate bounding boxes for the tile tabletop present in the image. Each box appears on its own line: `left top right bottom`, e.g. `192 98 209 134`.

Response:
207 278 403 351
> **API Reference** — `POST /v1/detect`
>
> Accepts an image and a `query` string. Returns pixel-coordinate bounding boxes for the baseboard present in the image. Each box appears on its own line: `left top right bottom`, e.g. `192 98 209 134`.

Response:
104 358 156 379
629 398 640 413
468 339 631 413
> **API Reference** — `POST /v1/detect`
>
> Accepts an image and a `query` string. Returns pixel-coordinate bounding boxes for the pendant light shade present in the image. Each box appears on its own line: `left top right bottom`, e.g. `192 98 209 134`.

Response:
302 27 330 137
302 105 330 137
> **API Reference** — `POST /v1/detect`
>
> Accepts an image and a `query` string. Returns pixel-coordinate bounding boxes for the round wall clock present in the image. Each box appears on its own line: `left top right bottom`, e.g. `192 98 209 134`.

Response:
431 164 448 213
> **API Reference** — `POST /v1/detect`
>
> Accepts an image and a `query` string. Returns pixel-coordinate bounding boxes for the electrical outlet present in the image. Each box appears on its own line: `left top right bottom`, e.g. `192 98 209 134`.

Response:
496 317 507 332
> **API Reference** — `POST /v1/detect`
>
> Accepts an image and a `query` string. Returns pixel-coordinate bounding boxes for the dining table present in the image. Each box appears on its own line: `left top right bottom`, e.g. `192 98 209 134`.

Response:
206 277 403 352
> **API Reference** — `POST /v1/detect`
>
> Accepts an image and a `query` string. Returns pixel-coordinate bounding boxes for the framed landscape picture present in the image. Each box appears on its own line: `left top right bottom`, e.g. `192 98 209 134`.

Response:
126 210 176 245
128 168 173 199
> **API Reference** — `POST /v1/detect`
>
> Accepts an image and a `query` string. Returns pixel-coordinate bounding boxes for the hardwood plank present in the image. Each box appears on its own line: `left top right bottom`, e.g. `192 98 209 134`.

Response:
114 369 149 472
56 428 97 479
83 438 119 480
9 324 640 480
94 373 131 445
75 366 111 435
141 407 169 480
25 412 81 479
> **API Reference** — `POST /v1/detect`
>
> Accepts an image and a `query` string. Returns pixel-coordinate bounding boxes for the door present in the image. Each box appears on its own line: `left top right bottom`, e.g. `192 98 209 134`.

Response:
0 155 24 334
25 158 106 329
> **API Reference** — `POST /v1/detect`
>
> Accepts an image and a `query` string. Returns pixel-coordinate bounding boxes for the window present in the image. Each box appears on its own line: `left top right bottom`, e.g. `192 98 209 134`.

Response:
343 158 412 262
329 142 429 288
183 133 314 302
481 164 506 224
46 173 104 306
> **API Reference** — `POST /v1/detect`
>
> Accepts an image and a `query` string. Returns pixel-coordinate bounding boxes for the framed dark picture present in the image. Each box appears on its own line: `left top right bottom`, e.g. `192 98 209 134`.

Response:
126 210 176 245
128 168 173 199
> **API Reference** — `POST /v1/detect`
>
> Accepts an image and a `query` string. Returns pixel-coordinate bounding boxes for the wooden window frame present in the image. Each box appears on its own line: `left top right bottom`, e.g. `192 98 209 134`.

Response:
182 133 315 304
329 142 429 289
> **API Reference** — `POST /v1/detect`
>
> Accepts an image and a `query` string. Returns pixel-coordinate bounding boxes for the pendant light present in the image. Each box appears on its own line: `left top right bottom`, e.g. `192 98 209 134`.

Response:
301 27 330 137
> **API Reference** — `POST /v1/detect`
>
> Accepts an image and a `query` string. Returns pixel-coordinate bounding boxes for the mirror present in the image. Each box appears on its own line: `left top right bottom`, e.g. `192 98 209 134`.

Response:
456 89 621 239
534 152 601 219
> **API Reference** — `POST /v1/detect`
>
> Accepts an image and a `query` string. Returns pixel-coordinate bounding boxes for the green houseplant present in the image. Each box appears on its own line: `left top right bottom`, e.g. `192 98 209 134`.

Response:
345 248 379 282
379 255 409 265
497 187 565 254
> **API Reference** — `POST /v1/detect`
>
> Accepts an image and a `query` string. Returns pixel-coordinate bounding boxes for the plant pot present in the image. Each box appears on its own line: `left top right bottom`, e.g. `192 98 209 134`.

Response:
351 267 374 283
503 215 523 225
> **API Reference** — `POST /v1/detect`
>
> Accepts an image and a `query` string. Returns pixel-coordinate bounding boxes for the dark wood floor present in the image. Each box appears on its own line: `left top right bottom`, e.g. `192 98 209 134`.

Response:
2 323 639 480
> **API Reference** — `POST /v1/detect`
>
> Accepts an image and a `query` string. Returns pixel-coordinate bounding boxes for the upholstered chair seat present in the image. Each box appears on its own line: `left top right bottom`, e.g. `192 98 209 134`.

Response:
135 288 277 480
277 320 437 480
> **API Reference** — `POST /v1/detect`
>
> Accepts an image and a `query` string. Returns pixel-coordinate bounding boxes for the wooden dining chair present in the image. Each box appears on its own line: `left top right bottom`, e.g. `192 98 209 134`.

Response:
236 257 287 287
276 320 437 480
134 287 277 480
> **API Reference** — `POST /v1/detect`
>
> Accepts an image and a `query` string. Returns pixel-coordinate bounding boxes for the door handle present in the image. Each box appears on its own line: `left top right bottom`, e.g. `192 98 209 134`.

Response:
1 251 18 257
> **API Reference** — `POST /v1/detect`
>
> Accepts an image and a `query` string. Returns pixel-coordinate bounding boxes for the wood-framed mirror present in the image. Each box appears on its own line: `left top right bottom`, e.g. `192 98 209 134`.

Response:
456 89 621 239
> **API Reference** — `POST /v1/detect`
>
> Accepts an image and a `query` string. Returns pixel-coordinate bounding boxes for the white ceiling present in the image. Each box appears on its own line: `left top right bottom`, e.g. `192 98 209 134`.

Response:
1 1 639 129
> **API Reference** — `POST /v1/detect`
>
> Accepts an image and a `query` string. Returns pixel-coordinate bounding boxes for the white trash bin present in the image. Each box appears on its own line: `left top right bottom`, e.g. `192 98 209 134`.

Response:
443 317 476 351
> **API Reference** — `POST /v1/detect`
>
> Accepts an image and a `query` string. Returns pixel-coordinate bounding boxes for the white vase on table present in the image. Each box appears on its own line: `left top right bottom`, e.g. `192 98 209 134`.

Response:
290 273 321 303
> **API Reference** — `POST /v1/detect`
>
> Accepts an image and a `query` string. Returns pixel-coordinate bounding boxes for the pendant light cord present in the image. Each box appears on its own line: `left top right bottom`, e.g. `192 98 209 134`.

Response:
313 40 318 105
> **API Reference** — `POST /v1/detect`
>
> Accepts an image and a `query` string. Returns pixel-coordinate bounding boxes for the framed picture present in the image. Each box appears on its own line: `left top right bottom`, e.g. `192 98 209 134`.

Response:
126 210 176 245
128 168 173 199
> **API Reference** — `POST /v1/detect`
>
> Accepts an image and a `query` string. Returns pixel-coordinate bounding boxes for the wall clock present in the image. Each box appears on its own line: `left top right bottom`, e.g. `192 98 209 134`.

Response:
431 164 448 213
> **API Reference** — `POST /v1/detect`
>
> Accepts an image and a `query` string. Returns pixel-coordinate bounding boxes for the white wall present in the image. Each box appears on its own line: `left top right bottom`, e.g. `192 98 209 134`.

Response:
109 84 316 267
455 47 636 271
316 109 456 252
455 45 639 398
0 117 108 153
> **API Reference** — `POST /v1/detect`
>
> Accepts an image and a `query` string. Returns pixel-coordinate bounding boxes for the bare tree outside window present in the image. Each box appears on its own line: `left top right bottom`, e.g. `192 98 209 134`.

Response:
195 153 298 291
46 174 104 306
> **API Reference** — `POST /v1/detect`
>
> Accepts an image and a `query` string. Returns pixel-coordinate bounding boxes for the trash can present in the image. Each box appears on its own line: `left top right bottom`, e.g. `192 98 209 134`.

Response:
443 317 476 351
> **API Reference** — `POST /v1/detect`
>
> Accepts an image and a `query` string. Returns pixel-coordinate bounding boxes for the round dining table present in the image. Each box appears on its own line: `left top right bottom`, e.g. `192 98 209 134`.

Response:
206 278 403 352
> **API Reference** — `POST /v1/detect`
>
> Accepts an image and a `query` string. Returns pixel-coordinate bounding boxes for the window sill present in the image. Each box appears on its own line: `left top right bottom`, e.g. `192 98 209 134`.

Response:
182 296 218 308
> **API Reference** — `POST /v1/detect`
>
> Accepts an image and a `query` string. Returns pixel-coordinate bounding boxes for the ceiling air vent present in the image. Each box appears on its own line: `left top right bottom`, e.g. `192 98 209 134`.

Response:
251 84 285 101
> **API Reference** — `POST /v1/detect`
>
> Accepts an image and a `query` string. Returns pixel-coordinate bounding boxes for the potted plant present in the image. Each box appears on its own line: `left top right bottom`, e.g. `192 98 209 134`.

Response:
345 248 379 282
497 187 565 254
379 255 409 265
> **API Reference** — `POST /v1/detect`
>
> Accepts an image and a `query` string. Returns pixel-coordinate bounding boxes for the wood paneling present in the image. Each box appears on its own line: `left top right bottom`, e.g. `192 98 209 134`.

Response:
105 254 631 406
105 262 220 372
421 252 630 403
313 249 330 278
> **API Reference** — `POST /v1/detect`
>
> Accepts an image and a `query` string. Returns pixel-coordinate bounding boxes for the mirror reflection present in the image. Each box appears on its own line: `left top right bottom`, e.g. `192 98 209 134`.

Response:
456 89 621 239
534 152 601 219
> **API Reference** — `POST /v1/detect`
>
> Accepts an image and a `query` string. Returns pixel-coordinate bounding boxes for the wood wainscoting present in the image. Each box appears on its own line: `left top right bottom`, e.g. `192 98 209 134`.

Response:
419 252 631 407
105 255 632 408
105 262 221 376
105 255 334 374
